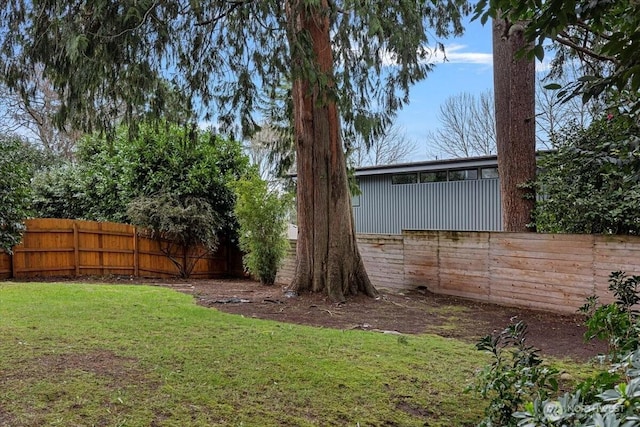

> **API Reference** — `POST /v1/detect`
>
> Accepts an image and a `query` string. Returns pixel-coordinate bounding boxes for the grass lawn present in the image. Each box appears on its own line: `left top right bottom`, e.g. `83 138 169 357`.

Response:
0 282 588 426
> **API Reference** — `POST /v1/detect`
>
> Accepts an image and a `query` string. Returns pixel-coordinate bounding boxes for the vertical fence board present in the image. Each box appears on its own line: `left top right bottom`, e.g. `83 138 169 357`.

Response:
3 218 241 280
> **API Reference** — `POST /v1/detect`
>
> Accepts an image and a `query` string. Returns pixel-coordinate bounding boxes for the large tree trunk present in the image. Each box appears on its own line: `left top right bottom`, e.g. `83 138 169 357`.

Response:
492 17 537 232
286 1 377 302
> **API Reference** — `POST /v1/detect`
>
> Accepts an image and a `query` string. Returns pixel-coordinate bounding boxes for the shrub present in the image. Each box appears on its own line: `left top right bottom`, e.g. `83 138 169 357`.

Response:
473 272 640 426
0 137 33 253
32 122 250 234
534 115 640 234
513 348 640 426
580 271 640 361
233 174 292 285
30 163 92 220
127 194 220 278
469 321 559 427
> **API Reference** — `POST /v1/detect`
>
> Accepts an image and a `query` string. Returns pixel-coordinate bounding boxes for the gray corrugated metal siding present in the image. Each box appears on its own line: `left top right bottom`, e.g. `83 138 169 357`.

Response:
353 175 502 234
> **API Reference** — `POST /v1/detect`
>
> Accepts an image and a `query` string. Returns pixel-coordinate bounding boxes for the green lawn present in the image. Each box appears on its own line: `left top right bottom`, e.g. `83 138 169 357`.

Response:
0 282 583 426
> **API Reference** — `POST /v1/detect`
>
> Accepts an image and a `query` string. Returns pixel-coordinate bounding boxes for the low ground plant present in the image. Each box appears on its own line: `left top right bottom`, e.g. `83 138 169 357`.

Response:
469 321 559 427
580 271 640 360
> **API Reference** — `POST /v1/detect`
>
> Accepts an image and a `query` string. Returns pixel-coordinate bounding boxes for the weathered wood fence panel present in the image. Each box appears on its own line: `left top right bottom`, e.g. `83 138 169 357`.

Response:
437 231 490 301
403 231 439 288
3 218 243 279
358 234 405 292
277 243 296 286
277 230 640 313
487 233 596 312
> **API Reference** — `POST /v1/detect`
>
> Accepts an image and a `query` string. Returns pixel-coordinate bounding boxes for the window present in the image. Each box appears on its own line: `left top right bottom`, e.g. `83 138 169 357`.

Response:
420 171 448 183
391 173 418 185
481 167 499 179
448 168 478 181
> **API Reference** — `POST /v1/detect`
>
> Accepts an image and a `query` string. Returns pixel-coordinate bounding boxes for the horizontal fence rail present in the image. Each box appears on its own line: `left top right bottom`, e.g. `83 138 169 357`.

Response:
277 231 640 314
0 218 244 280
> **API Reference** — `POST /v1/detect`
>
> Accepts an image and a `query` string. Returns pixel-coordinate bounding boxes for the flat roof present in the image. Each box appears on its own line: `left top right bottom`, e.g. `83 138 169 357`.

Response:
354 154 498 177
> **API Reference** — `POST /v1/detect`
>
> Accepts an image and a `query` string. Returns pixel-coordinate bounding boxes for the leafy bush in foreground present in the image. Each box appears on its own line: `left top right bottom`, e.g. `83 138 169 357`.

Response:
469 321 559 427
472 272 640 426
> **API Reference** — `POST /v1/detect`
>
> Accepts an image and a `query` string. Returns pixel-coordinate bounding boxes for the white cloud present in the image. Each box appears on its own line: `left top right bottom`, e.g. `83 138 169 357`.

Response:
431 44 493 65
378 43 493 67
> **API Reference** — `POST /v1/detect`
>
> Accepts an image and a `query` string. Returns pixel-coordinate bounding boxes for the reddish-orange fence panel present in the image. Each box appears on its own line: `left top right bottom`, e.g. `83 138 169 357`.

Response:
4 218 243 280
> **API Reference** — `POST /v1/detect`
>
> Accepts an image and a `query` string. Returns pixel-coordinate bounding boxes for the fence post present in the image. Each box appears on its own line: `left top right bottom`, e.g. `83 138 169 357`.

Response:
9 250 15 279
73 222 80 277
133 227 139 277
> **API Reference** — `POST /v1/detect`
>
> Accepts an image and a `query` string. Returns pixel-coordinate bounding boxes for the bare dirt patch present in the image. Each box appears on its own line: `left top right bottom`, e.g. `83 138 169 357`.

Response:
18 276 606 361
2 350 151 390
143 278 606 361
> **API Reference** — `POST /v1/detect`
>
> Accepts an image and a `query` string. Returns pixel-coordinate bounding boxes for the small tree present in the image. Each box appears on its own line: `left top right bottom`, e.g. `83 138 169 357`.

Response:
234 175 292 286
127 195 220 278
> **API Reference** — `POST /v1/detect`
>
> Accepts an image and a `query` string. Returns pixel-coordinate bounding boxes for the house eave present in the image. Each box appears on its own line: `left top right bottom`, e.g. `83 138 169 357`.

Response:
353 154 499 177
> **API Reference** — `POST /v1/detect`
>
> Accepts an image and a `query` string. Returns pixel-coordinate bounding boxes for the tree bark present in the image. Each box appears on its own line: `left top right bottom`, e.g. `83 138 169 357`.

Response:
285 1 377 302
492 17 537 232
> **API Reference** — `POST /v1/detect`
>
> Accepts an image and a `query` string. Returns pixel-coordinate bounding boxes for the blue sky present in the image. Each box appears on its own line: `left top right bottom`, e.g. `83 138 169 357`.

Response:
396 17 494 161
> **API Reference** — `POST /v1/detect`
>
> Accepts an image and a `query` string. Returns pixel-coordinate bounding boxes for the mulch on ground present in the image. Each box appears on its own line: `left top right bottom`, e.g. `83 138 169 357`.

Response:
9 276 606 361
143 278 606 361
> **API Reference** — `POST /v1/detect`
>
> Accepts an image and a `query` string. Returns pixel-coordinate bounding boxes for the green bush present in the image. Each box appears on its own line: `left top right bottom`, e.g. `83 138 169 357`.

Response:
534 115 640 234
514 348 640 426
469 321 559 427
32 121 250 235
0 137 34 253
233 174 292 285
474 273 640 426
127 194 220 278
30 163 92 220
580 271 640 362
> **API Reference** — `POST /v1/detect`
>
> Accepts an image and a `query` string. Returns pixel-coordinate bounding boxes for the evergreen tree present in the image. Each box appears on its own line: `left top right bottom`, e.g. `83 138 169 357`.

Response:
0 0 469 300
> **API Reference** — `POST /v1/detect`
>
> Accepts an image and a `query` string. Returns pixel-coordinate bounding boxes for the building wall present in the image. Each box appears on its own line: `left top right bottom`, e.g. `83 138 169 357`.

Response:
353 174 502 234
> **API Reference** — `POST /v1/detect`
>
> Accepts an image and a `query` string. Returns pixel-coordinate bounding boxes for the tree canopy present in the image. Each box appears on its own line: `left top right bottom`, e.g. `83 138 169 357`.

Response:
474 0 640 109
0 0 469 139
1 0 471 300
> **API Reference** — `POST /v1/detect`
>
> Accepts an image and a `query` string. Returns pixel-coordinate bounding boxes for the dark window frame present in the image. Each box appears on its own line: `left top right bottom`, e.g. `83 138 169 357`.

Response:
448 168 478 181
391 173 418 185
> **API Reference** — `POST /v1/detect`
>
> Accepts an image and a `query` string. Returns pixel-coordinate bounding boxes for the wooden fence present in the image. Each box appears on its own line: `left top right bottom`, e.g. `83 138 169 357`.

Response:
0 218 244 280
277 230 640 314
